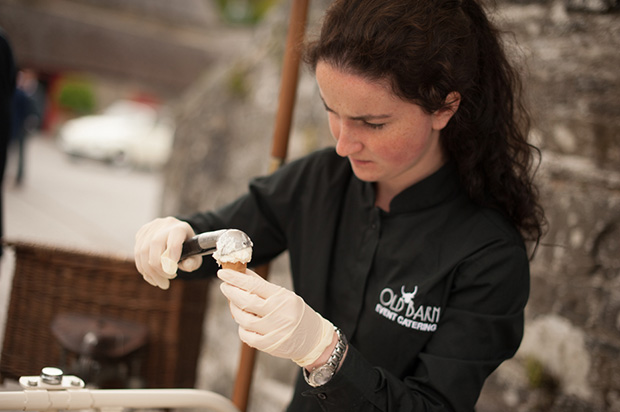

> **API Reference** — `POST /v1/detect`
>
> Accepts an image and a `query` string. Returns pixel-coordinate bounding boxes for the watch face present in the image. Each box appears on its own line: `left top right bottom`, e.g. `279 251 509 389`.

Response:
312 365 334 386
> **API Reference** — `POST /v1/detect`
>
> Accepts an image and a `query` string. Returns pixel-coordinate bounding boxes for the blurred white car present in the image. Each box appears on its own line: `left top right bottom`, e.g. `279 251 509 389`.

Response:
58 100 175 169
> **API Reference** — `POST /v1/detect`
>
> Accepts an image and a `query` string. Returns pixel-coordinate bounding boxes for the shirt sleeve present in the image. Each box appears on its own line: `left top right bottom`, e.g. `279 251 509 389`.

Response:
178 185 290 278
301 240 530 412
178 150 327 278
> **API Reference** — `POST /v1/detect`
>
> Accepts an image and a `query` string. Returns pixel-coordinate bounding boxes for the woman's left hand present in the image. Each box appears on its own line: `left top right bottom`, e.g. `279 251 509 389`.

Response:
218 268 335 367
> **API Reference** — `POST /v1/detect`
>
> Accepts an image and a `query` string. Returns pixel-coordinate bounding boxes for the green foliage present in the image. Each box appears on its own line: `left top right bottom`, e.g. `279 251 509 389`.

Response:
226 66 250 98
525 356 558 391
57 77 96 115
215 0 280 25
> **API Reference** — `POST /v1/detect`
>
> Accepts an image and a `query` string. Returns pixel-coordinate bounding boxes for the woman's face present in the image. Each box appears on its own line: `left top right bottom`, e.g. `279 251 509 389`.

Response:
315 61 456 201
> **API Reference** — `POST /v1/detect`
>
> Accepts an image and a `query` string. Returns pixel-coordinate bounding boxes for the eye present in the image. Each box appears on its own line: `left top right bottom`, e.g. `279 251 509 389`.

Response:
322 101 335 114
364 121 385 130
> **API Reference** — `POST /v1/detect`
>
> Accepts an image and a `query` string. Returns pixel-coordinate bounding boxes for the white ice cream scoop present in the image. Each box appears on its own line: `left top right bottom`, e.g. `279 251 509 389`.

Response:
180 229 253 262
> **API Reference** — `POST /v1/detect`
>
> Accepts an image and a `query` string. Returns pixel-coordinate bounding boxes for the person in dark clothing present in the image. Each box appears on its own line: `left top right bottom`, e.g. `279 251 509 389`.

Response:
134 0 546 410
11 70 39 186
0 28 16 258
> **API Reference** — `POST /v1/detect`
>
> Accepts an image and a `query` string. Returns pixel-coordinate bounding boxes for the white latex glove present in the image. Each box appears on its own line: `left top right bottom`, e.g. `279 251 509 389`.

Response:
218 268 335 367
134 217 202 290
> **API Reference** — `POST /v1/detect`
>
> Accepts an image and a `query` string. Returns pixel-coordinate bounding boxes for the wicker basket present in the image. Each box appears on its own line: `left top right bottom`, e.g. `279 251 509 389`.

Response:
0 241 210 388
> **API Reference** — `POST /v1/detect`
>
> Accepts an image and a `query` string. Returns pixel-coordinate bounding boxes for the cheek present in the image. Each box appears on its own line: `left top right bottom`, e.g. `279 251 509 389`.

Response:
372 132 426 163
373 136 420 162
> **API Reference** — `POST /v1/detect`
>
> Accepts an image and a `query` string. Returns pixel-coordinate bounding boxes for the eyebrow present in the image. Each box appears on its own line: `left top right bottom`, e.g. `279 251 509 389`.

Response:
321 97 392 122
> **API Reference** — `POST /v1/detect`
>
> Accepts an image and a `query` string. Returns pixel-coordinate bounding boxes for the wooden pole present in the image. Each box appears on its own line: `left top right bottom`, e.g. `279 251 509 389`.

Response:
268 0 311 172
231 1 310 411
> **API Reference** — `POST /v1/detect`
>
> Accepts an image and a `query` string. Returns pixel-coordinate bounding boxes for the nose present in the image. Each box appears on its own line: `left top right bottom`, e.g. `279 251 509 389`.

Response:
333 121 363 157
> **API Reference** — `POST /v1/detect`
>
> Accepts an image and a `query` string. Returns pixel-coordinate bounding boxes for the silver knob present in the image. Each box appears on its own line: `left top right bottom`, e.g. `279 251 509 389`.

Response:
40 367 64 385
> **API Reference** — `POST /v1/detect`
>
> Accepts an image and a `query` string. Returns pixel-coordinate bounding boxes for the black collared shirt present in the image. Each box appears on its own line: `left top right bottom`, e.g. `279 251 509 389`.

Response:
184 148 529 412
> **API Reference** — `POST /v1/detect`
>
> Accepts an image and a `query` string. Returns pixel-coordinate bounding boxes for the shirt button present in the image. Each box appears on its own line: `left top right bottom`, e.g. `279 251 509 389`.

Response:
317 393 327 400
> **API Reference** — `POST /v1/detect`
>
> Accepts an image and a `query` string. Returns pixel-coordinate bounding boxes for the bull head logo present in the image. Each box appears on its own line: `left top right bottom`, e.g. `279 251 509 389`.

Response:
400 285 418 304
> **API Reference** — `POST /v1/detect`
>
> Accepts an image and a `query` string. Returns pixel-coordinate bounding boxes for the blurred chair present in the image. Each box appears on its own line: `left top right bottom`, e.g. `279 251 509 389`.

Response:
50 312 148 388
1 0 311 408
0 241 209 389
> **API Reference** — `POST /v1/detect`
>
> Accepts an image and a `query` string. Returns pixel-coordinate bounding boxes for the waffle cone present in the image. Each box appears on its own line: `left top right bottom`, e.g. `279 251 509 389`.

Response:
221 261 247 273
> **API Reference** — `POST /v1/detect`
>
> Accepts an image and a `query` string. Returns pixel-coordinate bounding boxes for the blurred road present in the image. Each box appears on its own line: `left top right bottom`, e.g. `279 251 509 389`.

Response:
0 134 164 390
3 134 163 258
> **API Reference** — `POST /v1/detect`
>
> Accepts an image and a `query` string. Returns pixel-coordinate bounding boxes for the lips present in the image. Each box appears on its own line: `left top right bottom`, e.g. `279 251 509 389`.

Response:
349 157 373 167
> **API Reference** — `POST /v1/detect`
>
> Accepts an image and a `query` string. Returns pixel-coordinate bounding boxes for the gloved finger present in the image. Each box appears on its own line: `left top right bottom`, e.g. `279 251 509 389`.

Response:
220 281 268 315
147 239 168 273
238 326 268 349
163 227 190 268
234 313 284 351
260 288 297 314
218 269 281 298
139 261 169 290
158 277 171 290
228 302 287 351
227 300 264 331
159 228 200 278
237 326 264 349
137 234 168 285
134 233 154 280
178 255 202 272
135 221 166 278
151 273 170 290
243 296 300 335
225 288 299 337
237 323 290 353
134 217 196 286
160 248 179 278
142 273 158 287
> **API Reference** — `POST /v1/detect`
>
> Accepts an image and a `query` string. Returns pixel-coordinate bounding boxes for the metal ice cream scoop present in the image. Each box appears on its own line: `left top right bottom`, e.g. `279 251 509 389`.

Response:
180 229 253 261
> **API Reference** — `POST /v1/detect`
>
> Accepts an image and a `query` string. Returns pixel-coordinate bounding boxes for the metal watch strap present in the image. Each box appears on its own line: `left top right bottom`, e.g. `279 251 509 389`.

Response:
303 327 347 387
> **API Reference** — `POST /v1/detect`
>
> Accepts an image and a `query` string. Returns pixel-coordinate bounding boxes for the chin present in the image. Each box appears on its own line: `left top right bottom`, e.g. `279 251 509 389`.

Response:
352 171 380 183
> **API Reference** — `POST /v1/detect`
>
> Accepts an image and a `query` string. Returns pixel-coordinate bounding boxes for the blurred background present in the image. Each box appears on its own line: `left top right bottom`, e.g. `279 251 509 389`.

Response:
0 0 619 411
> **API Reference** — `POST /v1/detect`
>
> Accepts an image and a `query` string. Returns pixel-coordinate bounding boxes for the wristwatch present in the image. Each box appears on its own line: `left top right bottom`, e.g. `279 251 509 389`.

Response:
303 327 348 387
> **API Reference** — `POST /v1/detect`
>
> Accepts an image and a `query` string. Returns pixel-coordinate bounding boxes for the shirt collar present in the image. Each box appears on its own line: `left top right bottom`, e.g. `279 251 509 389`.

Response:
361 162 461 214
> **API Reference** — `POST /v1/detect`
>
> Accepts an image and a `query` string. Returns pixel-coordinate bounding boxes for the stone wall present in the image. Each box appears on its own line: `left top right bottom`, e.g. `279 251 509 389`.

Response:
481 2 620 411
162 0 620 411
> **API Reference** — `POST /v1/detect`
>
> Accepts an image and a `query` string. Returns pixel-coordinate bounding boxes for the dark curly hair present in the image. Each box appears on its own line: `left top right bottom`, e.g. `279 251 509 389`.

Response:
304 0 545 244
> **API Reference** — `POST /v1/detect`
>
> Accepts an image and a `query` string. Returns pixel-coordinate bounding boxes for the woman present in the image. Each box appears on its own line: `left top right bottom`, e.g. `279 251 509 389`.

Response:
134 0 545 410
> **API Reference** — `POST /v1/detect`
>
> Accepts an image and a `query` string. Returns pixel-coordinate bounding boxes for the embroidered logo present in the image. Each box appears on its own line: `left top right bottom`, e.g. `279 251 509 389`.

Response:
375 285 441 332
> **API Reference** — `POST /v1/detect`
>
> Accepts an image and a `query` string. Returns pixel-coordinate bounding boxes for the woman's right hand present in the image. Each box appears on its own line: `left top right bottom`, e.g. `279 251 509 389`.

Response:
134 217 202 289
